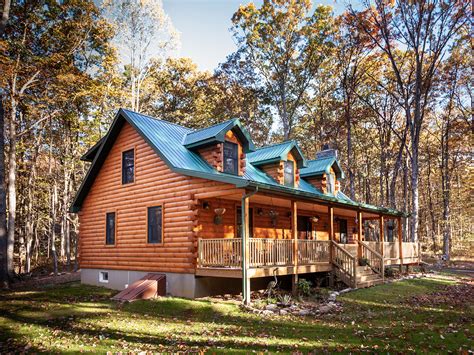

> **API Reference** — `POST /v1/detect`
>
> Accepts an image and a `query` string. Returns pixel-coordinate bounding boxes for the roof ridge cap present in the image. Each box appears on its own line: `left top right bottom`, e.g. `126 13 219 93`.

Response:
186 118 236 135
254 139 295 151
121 108 192 130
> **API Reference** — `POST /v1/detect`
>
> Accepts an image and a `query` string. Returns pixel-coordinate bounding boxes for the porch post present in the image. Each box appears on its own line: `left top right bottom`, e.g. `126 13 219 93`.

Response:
357 211 363 259
398 216 403 272
379 215 385 259
291 200 298 295
241 194 251 305
328 205 334 286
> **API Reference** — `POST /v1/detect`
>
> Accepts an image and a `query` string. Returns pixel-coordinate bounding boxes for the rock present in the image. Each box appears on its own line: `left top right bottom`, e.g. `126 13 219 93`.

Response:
261 310 274 316
318 304 335 314
298 309 312 316
328 294 337 302
279 309 288 315
339 288 352 294
265 304 278 311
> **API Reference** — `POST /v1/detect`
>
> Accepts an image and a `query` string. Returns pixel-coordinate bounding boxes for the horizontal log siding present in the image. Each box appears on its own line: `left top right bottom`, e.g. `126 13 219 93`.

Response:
79 122 236 273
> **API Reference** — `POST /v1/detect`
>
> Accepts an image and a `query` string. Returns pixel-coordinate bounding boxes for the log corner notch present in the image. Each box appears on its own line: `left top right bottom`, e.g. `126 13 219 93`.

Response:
241 187 258 306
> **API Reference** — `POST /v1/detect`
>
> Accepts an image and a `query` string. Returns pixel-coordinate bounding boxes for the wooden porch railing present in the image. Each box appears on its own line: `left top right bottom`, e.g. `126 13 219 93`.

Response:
249 238 293 267
331 241 357 288
359 240 384 279
198 238 330 268
298 240 330 264
198 238 242 268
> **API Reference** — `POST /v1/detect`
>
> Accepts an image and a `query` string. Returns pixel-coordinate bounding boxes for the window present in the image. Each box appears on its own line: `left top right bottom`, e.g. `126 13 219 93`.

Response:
147 206 163 244
283 161 294 187
223 141 238 175
327 173 335 194
122 149 134 184
106 212 115 245
236 207 253 238
99 271 109 283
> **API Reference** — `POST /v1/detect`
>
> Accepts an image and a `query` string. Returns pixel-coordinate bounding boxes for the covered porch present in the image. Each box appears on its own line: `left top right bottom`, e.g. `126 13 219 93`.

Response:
192 187 420 303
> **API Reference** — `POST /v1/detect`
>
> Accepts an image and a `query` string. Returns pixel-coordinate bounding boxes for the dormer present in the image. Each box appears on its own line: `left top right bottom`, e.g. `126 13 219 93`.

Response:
247 140 306 188
300 149 344 195
182 119 254 176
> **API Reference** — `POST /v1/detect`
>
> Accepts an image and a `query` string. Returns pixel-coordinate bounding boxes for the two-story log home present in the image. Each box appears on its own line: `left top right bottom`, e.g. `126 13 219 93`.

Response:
72 109 420 303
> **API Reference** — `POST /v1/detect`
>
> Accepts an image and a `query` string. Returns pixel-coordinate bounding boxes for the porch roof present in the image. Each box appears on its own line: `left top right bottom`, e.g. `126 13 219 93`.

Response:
70 109 406 217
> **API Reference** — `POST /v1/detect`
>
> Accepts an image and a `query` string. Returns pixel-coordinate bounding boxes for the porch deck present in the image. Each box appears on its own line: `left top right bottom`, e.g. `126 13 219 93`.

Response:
196 238 421 280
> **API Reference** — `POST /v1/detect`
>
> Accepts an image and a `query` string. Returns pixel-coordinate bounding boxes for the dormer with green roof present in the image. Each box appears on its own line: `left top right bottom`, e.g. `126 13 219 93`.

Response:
247 140 306 188
300 148 344 196
182 118 255 177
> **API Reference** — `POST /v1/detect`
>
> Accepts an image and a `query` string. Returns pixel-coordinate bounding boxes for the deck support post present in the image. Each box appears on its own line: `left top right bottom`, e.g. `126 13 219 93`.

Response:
328 205 334 287
291 201 298 295
357 211 363 259
241 188 257 305
398 216 403 272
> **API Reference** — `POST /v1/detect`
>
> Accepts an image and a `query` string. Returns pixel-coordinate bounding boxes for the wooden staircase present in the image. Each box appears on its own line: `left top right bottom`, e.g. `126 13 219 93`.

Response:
331 241 384 289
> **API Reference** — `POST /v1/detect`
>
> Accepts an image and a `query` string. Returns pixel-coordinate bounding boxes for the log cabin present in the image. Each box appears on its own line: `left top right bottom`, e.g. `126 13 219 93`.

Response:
71 108 420 303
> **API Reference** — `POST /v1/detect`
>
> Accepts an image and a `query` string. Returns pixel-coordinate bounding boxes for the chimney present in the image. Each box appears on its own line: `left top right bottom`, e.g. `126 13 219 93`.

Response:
315 145 338 159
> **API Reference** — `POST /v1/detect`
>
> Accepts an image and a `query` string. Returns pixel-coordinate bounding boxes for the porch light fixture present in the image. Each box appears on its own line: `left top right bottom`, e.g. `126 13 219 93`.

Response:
213 208 226 225
257 208 264 216
311 215 320 224
268 210 279 227
202 201 210 210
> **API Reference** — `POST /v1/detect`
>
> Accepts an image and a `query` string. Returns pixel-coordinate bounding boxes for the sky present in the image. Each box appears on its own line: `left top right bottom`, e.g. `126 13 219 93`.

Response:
162 0 346 72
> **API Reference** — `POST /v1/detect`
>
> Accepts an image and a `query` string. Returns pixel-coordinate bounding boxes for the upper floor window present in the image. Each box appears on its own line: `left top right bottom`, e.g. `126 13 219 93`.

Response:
283 161 294 187
223 141 238 175
106 212 115 245
122 149 134 184
147 206 163 244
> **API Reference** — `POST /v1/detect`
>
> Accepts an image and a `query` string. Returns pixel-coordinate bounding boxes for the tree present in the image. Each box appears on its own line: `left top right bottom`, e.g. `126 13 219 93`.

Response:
349 0 469 241
106 0 179 112
231 0 335 139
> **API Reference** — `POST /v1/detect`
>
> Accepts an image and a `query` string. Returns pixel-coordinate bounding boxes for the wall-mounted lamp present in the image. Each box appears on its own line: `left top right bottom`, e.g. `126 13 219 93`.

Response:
214 208 226 225
311 215 320 224
257 208 264 216
202 201 210 210
269 210 279 227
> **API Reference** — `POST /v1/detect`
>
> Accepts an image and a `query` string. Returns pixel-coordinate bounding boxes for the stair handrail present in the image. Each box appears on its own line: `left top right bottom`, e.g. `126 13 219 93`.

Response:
331 241 357 288
359 240 384 280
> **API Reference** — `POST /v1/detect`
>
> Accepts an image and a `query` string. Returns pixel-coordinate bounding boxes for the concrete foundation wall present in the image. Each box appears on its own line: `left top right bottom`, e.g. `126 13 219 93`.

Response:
81 268 197 298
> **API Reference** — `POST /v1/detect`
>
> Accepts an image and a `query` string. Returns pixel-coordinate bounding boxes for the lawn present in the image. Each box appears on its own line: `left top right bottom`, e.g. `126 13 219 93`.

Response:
0 274 472 353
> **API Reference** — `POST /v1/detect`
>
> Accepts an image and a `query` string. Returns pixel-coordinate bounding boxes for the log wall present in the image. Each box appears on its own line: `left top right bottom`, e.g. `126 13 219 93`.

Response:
78 122 237 273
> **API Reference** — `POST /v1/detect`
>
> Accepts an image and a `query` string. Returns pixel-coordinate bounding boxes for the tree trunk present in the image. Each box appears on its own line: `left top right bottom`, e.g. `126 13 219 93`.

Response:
346 105 355 200
0 100 8 287
51 183 58 275
7 97 16 278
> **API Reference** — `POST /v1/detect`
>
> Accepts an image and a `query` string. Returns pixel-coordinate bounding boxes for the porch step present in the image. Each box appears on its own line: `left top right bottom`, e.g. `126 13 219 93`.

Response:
356 273 382 282
111 273 166 302
357 278 384 288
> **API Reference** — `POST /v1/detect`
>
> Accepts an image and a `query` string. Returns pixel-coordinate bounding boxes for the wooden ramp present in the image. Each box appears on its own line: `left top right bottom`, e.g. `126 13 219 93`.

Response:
112 273 166 302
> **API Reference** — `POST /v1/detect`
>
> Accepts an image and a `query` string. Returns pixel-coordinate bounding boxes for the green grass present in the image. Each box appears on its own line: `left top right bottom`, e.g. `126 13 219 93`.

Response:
0 275 472 353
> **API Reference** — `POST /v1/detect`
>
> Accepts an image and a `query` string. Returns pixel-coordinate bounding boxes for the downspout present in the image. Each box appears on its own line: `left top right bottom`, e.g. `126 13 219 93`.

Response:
241 186 258 305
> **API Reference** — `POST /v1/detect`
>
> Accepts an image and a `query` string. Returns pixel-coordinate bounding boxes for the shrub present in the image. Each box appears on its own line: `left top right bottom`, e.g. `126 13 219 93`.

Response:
385 267 394 277
278 293 292 306
359 257 369 266
297 278 312 296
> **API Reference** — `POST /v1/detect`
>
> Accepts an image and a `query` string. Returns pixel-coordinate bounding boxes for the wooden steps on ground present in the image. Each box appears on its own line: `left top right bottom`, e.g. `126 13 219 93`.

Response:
112 273 166 302
355 266 383 288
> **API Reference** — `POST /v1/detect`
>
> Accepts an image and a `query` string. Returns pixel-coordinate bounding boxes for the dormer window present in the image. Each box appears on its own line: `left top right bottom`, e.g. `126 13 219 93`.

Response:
327 172 335 194
284 161 294 187
223 141 238 175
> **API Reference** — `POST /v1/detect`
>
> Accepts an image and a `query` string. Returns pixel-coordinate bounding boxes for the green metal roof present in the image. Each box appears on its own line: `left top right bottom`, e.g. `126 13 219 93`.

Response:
247 140 307 168
182 118 255 152
300 156 345 179
71 109 405 217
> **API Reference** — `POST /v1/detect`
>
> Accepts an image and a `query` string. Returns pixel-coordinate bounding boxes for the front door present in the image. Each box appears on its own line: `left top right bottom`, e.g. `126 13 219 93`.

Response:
236 207 253 238
297 216 311 239
339 219 348 244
